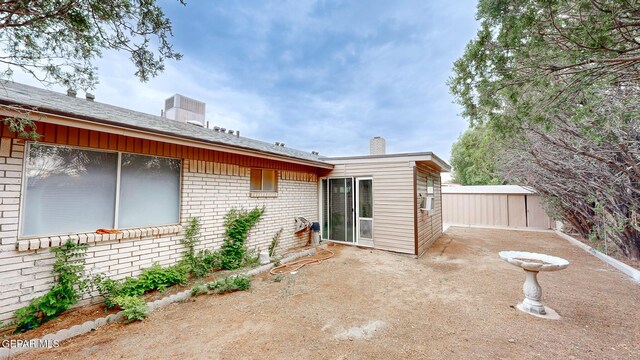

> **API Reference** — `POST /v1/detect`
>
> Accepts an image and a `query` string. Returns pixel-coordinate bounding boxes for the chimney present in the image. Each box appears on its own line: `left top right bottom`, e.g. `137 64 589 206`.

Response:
86 93 95 101
369 136 386 155
67 89 77 97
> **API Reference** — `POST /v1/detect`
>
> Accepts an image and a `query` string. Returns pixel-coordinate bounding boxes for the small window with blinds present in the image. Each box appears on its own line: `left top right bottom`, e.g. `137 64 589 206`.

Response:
250 169 278 193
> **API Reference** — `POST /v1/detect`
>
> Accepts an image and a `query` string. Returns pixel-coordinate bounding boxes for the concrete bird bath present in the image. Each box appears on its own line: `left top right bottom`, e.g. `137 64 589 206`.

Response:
499 251 569 319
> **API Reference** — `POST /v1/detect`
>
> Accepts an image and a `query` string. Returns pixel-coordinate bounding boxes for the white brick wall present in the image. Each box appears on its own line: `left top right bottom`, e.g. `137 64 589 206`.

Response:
0 141 318 323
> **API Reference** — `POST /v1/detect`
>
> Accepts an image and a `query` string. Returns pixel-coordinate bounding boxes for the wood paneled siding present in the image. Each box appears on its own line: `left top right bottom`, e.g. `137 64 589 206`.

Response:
327 161 415 254
415 162 443 256
2 122 319 176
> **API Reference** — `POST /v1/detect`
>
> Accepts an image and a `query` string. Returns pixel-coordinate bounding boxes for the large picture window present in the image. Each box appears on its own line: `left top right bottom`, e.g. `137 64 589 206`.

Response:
22 144 181 237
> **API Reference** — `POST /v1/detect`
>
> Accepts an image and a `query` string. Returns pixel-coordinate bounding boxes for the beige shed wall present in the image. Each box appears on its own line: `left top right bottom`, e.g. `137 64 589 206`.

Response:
327 161 415 254
442 193 552 229
415 163 443 256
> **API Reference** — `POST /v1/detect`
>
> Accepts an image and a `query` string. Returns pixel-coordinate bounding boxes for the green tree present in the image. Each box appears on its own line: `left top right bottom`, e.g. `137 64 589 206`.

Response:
450 125 502 185
449 0 640 259
0 0 185 90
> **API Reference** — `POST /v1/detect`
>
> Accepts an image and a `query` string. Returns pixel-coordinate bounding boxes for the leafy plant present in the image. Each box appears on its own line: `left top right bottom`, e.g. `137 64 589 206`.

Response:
273 274 284 283
269 228 283 257
219 207 265 270
13 239 88 333
206 275 252 294
112 295 148 323
94 263 187 309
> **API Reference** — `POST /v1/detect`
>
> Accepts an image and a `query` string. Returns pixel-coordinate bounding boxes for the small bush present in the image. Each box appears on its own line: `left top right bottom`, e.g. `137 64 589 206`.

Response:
206 275 252 294
94 263 188 309
191 283 209 297
273 274 284 283
112 295 148 323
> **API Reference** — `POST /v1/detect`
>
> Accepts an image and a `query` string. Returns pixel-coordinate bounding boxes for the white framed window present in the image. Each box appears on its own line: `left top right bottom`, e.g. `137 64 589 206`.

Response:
425 177 435 211
21 143 181 237
250 169 277 192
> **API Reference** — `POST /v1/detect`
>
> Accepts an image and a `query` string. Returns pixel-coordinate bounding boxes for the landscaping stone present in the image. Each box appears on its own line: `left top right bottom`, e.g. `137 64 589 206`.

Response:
94 317 107 328
81 320 96 332
68 324 84 338
54 328 70 342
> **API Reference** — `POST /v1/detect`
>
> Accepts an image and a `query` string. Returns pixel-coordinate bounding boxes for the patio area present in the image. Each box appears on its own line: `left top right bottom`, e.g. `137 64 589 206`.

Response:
17 227 640 359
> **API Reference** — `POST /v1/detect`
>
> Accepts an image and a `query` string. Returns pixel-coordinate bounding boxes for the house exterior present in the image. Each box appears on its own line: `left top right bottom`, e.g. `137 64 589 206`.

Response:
321 153 449 256
0 81 449 323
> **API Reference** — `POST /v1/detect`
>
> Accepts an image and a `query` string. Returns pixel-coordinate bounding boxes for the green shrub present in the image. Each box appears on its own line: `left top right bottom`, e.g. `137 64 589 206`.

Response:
219 207 264 270
206 275 252 294
112 295 148 323
13 240 88 333
94 263 187 309
190 283 208 297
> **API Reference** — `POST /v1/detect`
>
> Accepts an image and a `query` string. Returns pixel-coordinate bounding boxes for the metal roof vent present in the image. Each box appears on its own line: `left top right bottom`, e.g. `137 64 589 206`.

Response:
275 142 280 146
86 93 95 101
67 89 77 97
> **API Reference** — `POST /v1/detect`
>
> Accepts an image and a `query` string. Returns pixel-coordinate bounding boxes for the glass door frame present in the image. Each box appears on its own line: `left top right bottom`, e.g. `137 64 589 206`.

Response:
355 177 373 244
319 176 373 246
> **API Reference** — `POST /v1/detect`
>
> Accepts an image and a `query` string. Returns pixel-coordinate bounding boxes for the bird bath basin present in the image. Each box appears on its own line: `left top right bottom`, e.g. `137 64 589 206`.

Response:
499 251 569 319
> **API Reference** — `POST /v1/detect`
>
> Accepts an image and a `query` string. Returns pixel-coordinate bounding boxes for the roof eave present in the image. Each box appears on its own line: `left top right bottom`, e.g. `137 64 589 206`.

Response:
0 102 334 170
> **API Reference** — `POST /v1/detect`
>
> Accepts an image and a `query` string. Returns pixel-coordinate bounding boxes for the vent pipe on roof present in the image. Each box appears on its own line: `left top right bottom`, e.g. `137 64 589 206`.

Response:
67 89 77 97
236 131 240 138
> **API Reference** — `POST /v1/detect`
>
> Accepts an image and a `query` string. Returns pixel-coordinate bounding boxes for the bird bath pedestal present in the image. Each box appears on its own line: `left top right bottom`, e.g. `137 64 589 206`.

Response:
499 251 569 319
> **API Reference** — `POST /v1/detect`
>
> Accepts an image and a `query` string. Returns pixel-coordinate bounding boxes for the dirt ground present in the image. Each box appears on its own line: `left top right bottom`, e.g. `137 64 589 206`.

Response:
14 227 640 359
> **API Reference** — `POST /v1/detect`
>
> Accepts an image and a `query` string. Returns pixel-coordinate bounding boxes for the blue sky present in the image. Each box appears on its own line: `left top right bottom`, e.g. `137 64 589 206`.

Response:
15 0 479 161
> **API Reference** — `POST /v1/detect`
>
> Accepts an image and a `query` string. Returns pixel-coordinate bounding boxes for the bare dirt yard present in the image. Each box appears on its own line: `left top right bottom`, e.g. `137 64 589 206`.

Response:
15 227 640 359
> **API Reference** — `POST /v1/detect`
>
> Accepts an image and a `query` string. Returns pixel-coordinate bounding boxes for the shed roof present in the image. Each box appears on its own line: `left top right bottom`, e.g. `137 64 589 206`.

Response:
322 152 451 172
0 81 330 168
442 185 536 194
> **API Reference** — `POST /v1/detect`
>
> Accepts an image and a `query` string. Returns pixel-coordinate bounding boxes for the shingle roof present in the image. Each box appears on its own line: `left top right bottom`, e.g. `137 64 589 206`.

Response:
0 81 329 166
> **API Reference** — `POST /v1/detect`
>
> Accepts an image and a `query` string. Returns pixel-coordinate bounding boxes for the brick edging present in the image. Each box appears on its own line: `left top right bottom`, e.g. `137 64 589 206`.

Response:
0 245 323 359
555 230 640 284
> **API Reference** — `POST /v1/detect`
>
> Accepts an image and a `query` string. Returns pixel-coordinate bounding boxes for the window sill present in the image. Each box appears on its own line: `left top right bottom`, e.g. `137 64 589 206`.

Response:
16 225 183 252
250 191 278 198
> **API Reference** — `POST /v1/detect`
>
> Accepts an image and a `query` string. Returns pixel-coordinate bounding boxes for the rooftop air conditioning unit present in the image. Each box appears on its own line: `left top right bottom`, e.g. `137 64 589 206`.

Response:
164 94 206 127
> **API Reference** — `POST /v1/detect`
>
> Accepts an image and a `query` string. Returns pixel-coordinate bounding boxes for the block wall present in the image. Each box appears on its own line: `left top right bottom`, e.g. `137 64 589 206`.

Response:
0 138 318 323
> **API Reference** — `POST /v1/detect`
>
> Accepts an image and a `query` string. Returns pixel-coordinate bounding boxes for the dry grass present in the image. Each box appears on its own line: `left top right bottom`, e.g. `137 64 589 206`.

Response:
15 227 640 359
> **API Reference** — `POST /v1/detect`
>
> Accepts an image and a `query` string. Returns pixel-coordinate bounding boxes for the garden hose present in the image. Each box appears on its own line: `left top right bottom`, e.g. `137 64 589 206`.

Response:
269 247 334 275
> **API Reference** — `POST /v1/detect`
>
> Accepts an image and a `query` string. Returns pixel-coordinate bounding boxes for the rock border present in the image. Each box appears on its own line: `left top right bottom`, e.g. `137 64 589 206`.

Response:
555 230 640 284
0 246 323 359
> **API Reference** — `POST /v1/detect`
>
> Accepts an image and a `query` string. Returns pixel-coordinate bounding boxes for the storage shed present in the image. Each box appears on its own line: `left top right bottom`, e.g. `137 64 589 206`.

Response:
442 185 553 229
321 153 451 256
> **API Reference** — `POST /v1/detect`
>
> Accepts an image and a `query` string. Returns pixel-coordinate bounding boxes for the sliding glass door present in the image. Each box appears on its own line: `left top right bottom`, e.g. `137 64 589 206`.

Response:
322 177 373 245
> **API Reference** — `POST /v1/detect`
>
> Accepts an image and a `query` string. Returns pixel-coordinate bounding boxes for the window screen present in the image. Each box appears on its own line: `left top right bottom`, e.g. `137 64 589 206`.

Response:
118 154 181 228
22 145 118 236
250 169 277 191
22 144 181 237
